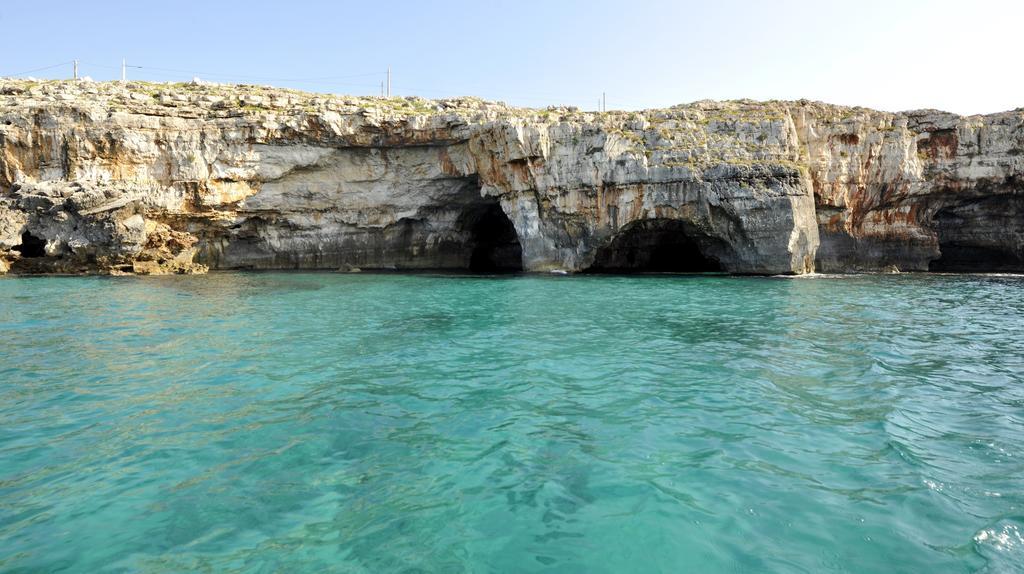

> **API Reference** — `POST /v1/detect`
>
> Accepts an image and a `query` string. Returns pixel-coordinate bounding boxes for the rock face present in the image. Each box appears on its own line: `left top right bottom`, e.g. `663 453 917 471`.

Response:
1 80 1021 275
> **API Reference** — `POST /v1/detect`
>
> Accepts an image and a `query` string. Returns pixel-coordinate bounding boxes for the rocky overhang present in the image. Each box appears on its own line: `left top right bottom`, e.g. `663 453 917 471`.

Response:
1 79 1021 275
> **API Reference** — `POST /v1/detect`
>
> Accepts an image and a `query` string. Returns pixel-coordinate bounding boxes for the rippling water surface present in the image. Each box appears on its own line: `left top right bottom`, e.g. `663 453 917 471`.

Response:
1 272 1023 573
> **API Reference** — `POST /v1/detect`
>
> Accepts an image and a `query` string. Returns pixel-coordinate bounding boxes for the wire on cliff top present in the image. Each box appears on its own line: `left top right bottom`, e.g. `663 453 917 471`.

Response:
2 61 75 77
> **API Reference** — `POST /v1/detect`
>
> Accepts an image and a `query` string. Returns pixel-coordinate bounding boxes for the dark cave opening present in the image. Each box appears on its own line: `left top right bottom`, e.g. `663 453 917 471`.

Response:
12 231 46 258
929 199 1024 272
929 243 1022 272
586 219 723 273
463 201 523 272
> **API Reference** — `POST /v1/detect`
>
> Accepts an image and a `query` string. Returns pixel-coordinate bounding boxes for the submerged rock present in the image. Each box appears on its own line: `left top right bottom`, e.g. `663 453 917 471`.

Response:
0 80 1021 275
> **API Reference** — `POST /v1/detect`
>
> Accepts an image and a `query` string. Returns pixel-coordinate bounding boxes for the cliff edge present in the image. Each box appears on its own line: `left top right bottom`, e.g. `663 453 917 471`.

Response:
1 80 1021 275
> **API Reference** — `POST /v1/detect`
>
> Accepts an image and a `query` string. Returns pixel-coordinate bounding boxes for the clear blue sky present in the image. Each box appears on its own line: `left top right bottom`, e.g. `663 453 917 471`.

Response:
3 0 1020 114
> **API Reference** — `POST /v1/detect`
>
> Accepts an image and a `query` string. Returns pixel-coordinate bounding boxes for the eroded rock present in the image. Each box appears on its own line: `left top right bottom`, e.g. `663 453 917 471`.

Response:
0 80 1021 275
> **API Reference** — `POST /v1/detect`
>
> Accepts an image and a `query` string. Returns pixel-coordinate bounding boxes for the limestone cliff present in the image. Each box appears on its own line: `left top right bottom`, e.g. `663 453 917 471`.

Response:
1 80 1021 275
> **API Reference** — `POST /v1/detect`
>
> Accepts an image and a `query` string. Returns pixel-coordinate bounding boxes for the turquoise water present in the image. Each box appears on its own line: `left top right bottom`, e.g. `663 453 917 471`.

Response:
1 273 1022 573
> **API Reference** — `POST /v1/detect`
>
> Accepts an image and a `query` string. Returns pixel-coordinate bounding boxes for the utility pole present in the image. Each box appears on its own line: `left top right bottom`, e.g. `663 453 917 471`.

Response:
386 66 391 97
73 60 78 80
121 58 126 82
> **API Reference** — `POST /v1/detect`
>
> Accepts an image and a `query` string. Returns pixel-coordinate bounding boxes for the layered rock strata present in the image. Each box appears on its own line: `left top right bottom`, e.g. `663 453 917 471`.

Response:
1 80 1021 275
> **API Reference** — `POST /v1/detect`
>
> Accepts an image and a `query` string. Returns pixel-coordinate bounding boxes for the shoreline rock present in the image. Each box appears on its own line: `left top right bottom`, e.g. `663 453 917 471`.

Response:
1 80 1021 275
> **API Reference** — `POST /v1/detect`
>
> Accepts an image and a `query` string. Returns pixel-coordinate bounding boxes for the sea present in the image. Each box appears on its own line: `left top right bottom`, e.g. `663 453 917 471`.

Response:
1 272 1022 573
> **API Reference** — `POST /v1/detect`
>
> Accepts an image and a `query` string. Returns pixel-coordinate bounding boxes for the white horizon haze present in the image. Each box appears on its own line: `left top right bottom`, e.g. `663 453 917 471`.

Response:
1 0 1021 115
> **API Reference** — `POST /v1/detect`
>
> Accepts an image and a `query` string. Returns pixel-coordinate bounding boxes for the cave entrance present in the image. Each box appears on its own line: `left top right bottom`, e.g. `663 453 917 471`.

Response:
461 200 523 272
929 199 1024 272
929 241 1022 272
585 219 723 273
12 231 46 258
